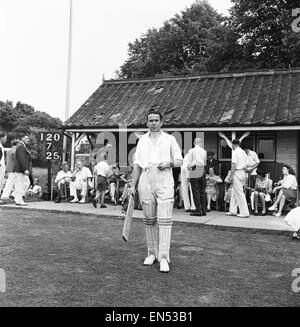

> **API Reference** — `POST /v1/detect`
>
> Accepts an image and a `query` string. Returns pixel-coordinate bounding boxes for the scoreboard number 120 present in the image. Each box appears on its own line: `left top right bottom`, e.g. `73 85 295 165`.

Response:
40 132 62 160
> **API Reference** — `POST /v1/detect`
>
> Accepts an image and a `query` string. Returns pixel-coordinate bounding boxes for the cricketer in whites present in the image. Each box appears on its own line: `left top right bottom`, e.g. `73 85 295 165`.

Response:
129 109 183 273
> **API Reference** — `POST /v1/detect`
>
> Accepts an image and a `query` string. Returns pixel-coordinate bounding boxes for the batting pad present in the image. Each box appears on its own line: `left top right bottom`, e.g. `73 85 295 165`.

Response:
157 201 173 263
143 202 158 258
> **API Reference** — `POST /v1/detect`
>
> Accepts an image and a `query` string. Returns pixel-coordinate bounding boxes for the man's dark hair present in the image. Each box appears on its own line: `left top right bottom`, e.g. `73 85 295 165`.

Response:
258 152 265 160
19 133 29 139
232 139 240 146
11 139 19 147
207 151 214 156
147 109 162 121
256 168 266 178
104 139 108 146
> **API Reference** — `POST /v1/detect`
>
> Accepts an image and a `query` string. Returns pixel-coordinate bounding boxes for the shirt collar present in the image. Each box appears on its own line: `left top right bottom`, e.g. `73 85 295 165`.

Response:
145 130 166 145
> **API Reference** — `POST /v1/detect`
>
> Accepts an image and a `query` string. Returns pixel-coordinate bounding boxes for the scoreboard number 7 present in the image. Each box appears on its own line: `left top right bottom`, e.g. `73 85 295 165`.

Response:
40 132 62 160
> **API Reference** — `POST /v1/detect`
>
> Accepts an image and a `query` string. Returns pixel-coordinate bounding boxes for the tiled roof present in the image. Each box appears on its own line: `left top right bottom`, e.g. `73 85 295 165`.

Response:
65 68 300 129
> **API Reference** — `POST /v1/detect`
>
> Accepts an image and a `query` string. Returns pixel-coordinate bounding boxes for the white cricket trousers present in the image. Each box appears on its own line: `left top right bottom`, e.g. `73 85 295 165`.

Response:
138 167 174 262
0 164 5 193
1 172 16 199
180 165 196 211
70 180 87 199
229 170 249 216
14 173 30 204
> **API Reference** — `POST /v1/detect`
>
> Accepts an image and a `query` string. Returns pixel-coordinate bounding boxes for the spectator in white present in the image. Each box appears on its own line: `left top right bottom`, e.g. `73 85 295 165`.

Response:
92 153 110 208
284 206 300 239
186 138 207 216
1 139 19 201
13 134 32 206
69 160 93 204
180 152 196 212
26 177 43 198
226 139 250 218
0 132 8 194
244 146 260 188
54 162 72 203
96 139 113 163
268 164 298 217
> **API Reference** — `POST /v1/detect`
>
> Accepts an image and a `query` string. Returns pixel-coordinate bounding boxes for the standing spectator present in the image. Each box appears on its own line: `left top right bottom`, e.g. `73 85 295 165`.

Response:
226 139 250 218
69 160 93 204
187 138 207 216
1 139 19 201
205 167 222 212
244 146 260 188
96 139 112 163
54 162 72 203
93 153 110 208
0 132 7 194
13 134 32 206
206 151 219 174
180 152 196 212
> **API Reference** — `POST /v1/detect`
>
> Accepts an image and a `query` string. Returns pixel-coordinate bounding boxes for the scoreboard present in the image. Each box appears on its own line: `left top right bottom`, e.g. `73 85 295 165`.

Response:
39 131 63 161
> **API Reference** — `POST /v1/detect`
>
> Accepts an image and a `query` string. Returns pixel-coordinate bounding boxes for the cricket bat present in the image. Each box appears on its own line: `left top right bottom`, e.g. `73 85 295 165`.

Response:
122 195 135 242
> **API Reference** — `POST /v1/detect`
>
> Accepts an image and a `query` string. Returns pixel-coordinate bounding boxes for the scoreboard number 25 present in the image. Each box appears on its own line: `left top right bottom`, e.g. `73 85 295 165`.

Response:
40 132 62 160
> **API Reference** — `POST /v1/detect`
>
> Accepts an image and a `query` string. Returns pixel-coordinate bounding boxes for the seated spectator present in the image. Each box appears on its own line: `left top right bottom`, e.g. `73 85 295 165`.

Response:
108 165 120 205
206 151 219 174
224 170 233 205
172 170 183 209
70 160 93 204
119 166 133 205
250 168 272 216
205 167 222 212
268 164 298 217
26 177 43 199
54 162 72 203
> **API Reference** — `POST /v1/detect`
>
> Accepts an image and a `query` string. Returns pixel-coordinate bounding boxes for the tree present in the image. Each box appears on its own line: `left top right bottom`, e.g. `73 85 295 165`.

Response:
118 0 300 78
0 101 17 131
228 0 300 69
0 101 62 134
14 111 62 132
118 0 236 78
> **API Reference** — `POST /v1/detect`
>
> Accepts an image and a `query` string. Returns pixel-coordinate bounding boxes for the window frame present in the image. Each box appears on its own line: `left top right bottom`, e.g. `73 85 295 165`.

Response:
217 132 276 162
255 133 276 162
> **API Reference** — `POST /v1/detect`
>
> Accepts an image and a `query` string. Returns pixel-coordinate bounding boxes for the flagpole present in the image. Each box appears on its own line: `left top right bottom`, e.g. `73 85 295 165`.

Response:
63 0 73 161
65 0 73 122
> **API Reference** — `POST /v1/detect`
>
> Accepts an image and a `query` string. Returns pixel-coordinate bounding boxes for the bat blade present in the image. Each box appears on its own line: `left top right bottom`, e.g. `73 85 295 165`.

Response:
122 195 135 242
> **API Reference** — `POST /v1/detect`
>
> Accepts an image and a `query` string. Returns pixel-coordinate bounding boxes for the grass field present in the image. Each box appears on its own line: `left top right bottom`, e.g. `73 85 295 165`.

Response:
0 207 299 307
